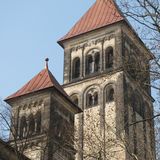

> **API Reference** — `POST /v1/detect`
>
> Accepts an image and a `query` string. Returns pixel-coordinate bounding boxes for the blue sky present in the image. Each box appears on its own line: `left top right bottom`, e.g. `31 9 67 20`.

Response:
0 0 95 99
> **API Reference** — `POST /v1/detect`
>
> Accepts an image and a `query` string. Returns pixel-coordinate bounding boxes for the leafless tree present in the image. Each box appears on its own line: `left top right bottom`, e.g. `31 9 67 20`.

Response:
112 1 160 158
117 0 160 54
117 0 160 93
0 99 75 160
74 109 155 160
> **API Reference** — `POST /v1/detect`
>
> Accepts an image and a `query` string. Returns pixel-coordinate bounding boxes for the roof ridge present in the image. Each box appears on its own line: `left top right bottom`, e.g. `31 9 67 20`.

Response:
47 69 69 96
5 67 70 101
5 68 54 100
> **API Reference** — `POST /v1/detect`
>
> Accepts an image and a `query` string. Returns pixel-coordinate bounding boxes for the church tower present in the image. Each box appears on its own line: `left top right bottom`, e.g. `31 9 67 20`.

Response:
58 0 156 159
5 60 81 160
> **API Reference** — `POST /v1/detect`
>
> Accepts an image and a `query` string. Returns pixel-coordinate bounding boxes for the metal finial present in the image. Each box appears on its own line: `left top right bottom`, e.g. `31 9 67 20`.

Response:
45 58 49 69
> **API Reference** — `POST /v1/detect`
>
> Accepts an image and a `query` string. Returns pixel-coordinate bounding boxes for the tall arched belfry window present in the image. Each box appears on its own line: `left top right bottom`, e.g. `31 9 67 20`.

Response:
94 52 100 72
28 114 35 136
20 116 27 138
105 47 113 69
72 57 80 79
35 111 41 134
86 55 93 74
86 49 100 75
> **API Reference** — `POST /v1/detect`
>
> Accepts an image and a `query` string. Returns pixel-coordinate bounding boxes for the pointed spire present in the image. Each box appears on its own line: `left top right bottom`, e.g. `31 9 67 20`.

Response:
5 64 67 100
45 58 49 69
58 0 124 44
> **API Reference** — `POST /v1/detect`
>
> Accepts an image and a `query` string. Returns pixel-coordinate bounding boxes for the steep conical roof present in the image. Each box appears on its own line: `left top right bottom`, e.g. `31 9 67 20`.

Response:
58 0 124 43
5 68 67 100
5 66 82 112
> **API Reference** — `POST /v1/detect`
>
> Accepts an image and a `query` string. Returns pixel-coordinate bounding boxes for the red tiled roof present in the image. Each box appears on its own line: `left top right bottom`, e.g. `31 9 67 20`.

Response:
5 68 82 112
58 0 124 43
5 68 67 100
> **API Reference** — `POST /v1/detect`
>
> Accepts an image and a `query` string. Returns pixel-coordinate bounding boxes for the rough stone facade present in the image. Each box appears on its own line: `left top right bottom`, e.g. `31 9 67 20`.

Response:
4 1 156 160
6 87 78 160
62 21 156 160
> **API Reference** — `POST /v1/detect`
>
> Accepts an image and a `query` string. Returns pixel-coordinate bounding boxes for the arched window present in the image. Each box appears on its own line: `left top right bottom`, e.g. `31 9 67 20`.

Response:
88 93 93 106
86 55 93 75
35 111 41 134
28 114 35 136
108 88 114 102
130 92 144 118
72 57 80 79
129 55 136 79
20 116 27 138
86 49 101 75
134 93 144 117
71 94 79 106
105 47 113 69
94 52 100 72
86 90 99 108
106 86 114 102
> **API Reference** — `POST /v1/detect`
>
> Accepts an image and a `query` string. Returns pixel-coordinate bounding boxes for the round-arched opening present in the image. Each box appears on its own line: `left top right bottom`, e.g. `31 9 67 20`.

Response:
72 57 80 79
105 47 113 69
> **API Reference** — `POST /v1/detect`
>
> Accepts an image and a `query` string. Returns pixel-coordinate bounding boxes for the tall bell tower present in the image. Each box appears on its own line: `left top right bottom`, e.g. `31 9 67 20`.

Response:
58 0 156 159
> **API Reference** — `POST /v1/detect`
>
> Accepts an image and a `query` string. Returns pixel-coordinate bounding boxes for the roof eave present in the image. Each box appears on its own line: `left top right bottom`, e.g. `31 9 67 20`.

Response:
57 19 125 48
5 86 82 113
54 86 82 113
4 86 54 104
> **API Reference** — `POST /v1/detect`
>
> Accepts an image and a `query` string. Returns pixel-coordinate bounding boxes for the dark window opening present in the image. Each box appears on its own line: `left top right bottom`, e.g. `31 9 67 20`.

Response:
94 52 100 72
35 111 41 134
106 47 113 69
88 94 93 107
28 114 35 136
129 56 136 79
131 93 145 118
20 116 27 138
94 92 98 106
72 57 80 79
86 55 93 75
73 98 78 106
106 87 114 102
71 95 79 106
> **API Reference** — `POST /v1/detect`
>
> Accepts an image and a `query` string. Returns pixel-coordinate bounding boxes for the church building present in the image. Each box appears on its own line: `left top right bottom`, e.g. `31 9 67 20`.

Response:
4 0 156 160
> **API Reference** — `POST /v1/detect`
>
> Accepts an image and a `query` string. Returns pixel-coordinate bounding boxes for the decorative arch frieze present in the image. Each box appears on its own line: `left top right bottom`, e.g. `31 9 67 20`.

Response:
19 110 42 139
